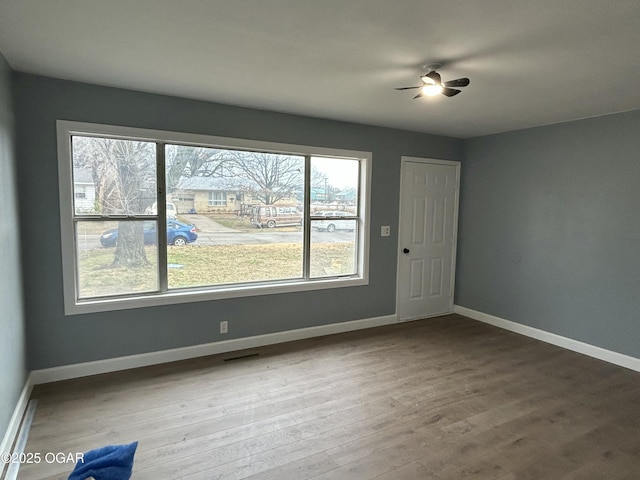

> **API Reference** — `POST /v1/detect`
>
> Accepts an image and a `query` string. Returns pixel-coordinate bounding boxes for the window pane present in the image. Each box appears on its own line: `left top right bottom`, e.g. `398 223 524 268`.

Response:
311 157 359 213
208 191 226 206
165 145 305 289
310 219 357 277
72 136 156 215
75 220 158 298
310 157 359 278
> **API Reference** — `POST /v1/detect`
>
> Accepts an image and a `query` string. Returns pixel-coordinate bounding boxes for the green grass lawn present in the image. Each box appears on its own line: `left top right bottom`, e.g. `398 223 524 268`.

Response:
77 242 355 298
208 215 254 231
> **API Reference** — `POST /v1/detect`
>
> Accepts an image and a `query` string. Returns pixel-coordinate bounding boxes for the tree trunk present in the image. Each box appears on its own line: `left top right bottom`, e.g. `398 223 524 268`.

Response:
112 222 149 268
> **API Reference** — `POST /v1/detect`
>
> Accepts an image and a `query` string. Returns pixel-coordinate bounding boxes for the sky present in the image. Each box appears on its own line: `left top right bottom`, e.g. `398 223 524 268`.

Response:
312 156 359 190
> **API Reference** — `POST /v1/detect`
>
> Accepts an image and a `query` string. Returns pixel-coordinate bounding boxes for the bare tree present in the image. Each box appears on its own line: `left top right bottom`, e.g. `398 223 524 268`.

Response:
165 145 231 192
73 136 155 267
311 167 329 190
165 147 306 207
226 151 304 205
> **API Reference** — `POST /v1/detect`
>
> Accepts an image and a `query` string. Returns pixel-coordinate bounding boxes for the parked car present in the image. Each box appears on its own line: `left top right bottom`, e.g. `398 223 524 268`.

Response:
312 219 356 232
313 210 351 218
100 220 198 247
145 202 178 219
251 205 303 228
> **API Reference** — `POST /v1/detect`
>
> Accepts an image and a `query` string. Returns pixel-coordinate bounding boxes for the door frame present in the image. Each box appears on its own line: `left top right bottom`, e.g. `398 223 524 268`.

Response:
396 156 461 321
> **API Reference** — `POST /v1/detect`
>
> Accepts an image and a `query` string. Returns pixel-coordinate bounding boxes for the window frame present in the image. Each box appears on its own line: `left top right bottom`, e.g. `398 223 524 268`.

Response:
57 120 371 315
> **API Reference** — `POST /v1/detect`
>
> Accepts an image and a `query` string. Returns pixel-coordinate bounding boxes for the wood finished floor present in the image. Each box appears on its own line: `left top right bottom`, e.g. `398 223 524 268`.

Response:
18 314 640 480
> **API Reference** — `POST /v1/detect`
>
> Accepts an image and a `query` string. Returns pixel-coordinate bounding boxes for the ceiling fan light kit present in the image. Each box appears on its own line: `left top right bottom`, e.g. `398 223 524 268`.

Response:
396 63 470 99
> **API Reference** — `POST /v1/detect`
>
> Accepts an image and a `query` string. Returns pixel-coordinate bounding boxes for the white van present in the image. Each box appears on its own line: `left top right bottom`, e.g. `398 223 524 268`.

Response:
146 202 178 219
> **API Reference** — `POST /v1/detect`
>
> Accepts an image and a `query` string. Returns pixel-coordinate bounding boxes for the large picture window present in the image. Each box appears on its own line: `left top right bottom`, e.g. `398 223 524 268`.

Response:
58 121 370 314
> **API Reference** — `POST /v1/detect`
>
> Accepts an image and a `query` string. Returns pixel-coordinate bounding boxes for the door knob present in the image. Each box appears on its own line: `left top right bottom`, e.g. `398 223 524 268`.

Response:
403 248 410 254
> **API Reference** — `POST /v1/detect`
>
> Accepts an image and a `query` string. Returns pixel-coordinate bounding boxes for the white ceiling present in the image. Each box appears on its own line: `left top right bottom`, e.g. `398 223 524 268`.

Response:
1 0 639 138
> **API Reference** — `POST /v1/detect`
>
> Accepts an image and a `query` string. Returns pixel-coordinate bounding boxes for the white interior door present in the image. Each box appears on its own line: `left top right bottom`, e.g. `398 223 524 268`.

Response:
397 158 459 321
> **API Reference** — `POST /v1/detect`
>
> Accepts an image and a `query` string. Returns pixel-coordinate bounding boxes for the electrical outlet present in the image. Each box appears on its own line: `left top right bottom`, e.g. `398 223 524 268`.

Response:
220 321 228 334
381 226 391 237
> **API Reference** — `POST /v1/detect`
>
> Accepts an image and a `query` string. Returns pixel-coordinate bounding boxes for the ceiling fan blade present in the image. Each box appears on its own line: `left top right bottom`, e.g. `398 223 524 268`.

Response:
412 92 424 99
441 88 461 97
444 77 470 88
424 71 442 84
394 86 421 90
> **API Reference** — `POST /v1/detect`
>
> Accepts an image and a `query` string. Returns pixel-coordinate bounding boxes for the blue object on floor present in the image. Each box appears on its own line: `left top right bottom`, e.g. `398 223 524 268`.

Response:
67 442 138 480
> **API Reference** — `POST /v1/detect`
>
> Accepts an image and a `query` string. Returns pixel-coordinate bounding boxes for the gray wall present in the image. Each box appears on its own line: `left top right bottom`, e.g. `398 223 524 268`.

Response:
0 55 27 443
457 110 640 358
14 73 462 370
8 67 640 384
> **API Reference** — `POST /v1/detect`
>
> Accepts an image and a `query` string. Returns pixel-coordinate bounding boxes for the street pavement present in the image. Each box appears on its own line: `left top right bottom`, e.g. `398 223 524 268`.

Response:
78 215 353 250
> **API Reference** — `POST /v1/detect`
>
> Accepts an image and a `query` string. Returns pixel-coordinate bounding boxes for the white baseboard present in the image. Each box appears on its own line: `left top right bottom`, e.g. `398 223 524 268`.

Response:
31 315 398 385
454 305 640 373
0 373 33 460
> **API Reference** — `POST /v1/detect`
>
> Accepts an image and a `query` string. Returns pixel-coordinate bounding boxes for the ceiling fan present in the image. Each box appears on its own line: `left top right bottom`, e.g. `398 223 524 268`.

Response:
395 64 470 99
